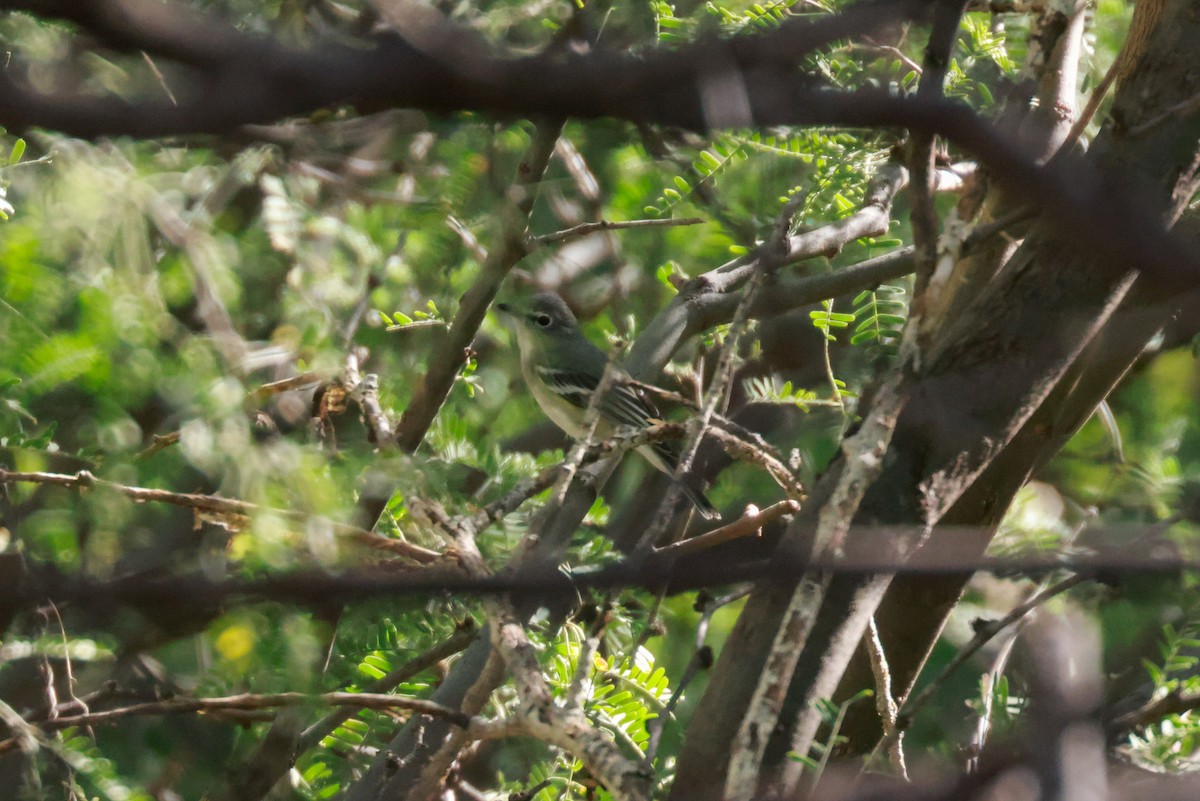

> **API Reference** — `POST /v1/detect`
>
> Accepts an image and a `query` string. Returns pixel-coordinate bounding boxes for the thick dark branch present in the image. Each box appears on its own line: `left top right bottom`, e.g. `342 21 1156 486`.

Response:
0 2 1193 302
1 524 1188 618
908 0 968 289
0 0 923 136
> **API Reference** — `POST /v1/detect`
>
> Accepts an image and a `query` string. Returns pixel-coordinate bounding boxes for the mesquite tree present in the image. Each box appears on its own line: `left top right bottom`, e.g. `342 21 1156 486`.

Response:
0 1 1198 800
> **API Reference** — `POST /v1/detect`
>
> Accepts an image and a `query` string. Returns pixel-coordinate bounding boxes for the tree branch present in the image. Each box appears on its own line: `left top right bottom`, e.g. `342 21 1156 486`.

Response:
653 500 800 560
530 216 705 249
894 573 1088 734
865 616 906 777
908 0 969 293
0 691 473 756
394 118 563 453
0 467 445 564
227 622 479 801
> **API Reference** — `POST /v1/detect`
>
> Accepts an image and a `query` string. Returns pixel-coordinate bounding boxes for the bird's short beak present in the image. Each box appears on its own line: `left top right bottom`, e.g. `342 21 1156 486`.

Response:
496 301 525 321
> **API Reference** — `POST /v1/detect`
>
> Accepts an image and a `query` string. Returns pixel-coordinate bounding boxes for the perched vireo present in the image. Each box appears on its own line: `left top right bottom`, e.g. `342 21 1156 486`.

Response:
496 292 719 520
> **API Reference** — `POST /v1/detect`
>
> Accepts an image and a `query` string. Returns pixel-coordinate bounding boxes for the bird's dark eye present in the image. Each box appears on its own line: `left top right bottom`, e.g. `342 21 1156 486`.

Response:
533 313 552 328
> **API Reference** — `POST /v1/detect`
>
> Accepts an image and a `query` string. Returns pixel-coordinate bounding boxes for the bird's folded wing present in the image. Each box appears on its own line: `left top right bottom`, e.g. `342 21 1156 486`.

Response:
535 366 658 430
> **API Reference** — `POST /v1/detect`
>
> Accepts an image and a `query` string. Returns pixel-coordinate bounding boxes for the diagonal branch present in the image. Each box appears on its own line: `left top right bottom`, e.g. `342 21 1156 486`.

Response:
529 216 705 249
0 691 473 756
908 0 969 293
227 622 479 801
394 118 563 452
422 503 652 801
0 467 443 564
626 162 910 382
897 573 1089 731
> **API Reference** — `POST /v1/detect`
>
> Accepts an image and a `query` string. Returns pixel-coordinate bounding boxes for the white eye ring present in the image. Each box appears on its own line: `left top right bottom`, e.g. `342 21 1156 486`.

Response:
533 313 552 328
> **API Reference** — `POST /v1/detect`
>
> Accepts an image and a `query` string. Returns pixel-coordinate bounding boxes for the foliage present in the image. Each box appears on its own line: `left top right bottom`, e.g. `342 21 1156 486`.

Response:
850 285 906 355
0 2 1195 799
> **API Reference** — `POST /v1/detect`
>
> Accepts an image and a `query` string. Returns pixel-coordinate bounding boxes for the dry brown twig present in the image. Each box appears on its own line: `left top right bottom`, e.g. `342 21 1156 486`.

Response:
865 616 907 777
139 372 322 459
0 691 472 756
0 468 442 565
529 216 705 249
228 621 480 799
417 500 653 801
654 500 801 560
894 573 1089 734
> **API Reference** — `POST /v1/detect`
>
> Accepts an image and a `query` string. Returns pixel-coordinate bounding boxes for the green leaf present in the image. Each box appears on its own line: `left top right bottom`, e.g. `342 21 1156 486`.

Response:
656 262 681 293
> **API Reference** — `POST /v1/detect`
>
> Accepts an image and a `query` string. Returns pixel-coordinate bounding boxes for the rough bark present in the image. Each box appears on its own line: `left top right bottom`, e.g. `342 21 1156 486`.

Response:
668 2 1200 796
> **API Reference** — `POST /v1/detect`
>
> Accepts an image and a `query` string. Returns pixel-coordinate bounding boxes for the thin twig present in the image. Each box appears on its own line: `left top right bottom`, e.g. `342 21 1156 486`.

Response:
0 691 472 755
643 585 750 763
625 382 802 495
654 500 799 560
447 214 489 263
141 51 178 105
1107 690 1200 738
298 623 479 750
896 573 1088 731
553 343 625 506
135 430 182 459
1128 90 1200 138
851 39 923 74
709 423 803 498
250 372 322 402
529 216 705 249
866 616 907 778
0 468 442 565
965 626 1019 773
562 598 613 715
1060 55 1119 150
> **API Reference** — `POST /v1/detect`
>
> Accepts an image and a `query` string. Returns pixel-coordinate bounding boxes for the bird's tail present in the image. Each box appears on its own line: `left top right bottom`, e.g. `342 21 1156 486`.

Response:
639 442 721 520
678 479 720 521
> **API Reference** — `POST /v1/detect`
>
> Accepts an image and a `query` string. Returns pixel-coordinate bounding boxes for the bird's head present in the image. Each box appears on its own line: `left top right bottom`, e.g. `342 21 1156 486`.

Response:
495 292 580 352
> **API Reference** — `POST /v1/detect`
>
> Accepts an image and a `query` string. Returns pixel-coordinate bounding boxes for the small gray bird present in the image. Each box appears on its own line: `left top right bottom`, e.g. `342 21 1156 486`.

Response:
496 292 719 520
